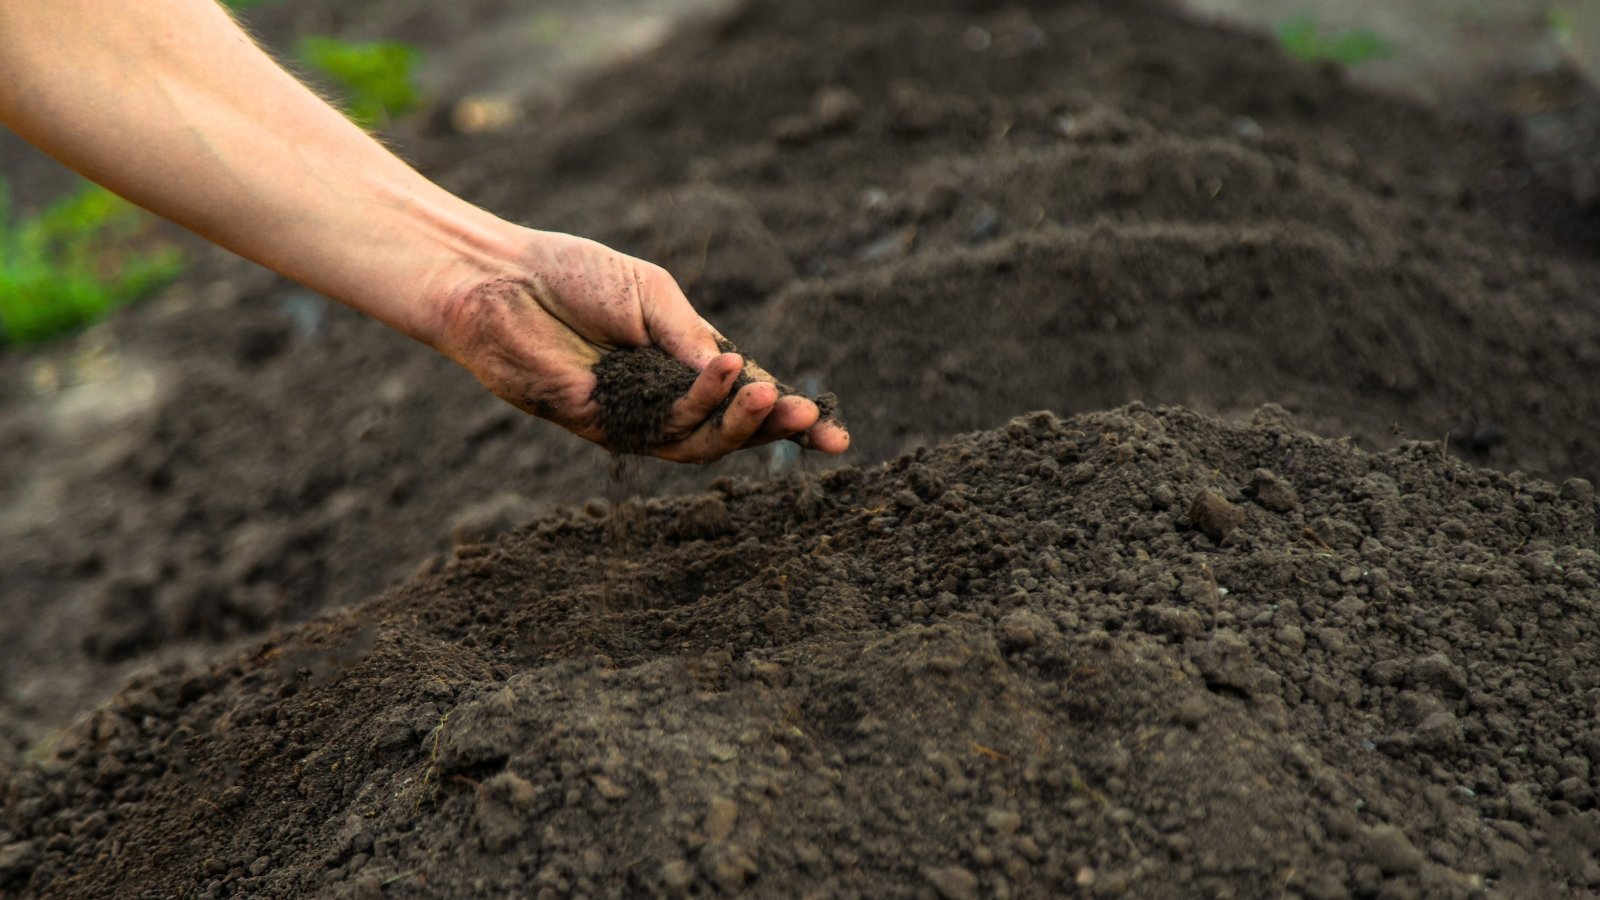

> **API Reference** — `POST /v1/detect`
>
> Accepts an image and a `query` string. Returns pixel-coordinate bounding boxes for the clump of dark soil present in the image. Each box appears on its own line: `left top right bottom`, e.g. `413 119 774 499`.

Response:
591 346 841 455
592 347 703 454
4 406 1598 898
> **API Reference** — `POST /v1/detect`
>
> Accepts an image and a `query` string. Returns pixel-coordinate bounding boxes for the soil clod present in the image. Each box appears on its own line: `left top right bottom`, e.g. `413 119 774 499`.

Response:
590 345 842 454
1188 489 1246 541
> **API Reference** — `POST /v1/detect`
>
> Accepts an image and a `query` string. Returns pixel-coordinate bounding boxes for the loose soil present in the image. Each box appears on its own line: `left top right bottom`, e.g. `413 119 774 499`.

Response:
5 406 1600 898
591 345 840 455
4 0 1600 896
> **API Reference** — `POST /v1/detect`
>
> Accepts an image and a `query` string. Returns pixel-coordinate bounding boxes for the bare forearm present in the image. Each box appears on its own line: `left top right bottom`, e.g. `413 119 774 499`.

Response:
0 0 508 344
0 1 849 459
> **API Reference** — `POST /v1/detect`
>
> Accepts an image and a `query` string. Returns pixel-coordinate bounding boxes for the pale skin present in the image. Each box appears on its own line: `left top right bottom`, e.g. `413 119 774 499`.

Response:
0 0 850 463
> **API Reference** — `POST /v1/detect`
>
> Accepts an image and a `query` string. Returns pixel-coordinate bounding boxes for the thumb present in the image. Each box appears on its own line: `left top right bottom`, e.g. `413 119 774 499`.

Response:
637 263 722 371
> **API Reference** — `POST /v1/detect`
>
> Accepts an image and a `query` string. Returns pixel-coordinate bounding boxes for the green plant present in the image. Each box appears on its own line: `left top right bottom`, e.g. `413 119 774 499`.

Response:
1277 14 1394 66
297 36 423 128
1548 6 1575 46
0 180 183 345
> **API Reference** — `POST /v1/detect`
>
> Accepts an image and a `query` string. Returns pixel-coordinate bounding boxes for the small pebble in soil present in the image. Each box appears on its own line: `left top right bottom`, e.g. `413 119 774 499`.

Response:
1363 824 1424 875
1249 468 1299 513
1189 489 1245 541
925 864 980 900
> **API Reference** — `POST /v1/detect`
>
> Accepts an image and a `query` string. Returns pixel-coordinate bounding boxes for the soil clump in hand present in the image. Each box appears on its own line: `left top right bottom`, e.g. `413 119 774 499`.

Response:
591 345 841 454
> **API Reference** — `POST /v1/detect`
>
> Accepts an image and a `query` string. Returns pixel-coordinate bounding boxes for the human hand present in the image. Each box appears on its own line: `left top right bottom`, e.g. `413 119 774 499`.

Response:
434 229 849 463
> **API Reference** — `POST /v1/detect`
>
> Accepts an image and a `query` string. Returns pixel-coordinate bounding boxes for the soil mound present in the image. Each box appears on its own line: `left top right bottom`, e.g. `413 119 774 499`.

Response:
4 406 1598 897
7 0 1600 756
6 0 1600 889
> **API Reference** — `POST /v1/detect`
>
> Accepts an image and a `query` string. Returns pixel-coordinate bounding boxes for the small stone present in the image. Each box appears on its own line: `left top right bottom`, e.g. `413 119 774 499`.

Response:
1506 783 1542 823
706 796 739 843
1561 478 1595 503
925 864 980 900
999 609 1054 651
1556 776 1596 807
660 859 694 890
984 810 1023 834
1366 659 1406 687
1189 490 1245 541
448 94 518 135
751 661 786 687
1140 605 1204 638
486 771 537 809
1250 469 1300 513
0 841 38 882
1192 630 1257 695
249 856 271 877
344 873 383 900
1409 653 1468 696
477 780 530 852
591 775 630 801
770 113 817 145
812 86 863 130
1093 872 1130 897
1177 695 1210 727
1302 872 1350 900
706 845 758 891
1363 825 1424 875
1149 483 1177 510
1413 712 1463 753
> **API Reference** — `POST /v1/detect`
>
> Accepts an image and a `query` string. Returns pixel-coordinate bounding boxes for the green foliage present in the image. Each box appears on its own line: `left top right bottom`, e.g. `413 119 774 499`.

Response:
297 36 424 128
1277 14 1394 66
1548 6 1575 45
0 181 183 345
219 0 277 10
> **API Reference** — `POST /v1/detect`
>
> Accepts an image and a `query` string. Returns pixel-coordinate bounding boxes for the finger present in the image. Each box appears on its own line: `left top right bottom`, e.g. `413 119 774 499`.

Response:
740 394 821 448
637 265 722 370
658 381 777 463
798 418 851 454
663 352 743 436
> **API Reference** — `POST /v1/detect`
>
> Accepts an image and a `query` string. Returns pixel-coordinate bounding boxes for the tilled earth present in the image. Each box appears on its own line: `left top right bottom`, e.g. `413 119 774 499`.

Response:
4 406 1600 897
3 0 1600 896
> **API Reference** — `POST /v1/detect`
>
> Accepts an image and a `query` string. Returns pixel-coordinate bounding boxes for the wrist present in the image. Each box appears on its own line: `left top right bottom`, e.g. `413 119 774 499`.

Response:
400 203 535 352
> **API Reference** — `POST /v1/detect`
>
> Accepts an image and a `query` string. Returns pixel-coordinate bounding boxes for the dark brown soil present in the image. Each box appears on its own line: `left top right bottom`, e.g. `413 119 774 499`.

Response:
5 406 1599 899
4 0 1600 895
591 345 841 454
593 347 705 454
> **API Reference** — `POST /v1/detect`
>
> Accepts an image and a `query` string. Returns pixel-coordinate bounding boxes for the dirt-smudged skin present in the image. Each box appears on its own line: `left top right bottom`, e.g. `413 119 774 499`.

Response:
590 345 843 455
5 406 1598 897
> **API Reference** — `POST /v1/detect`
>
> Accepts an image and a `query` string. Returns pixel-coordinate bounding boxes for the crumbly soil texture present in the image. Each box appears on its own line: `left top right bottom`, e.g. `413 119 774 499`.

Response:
591 345 840 455
4 0 1600 896
6 406 1600 899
